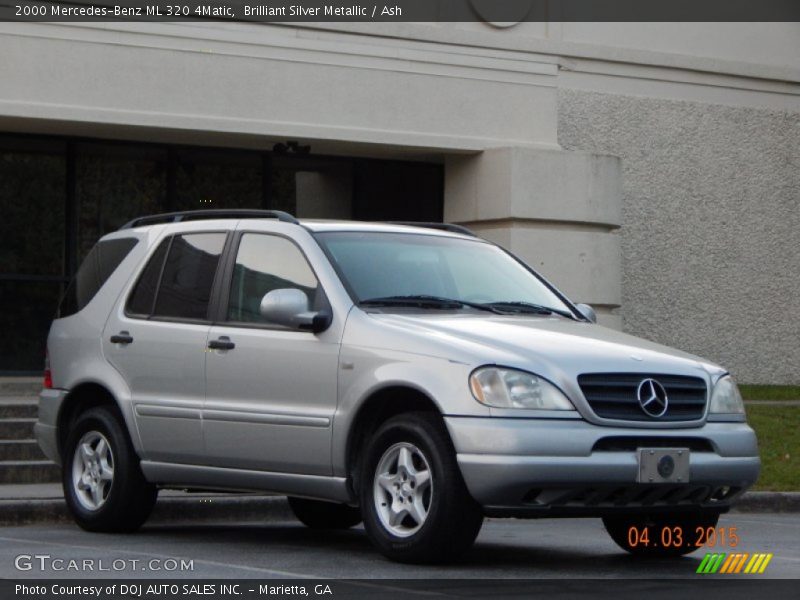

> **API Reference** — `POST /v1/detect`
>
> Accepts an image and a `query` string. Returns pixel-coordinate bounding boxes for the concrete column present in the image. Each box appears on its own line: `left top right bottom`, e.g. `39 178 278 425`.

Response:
444 147 622 328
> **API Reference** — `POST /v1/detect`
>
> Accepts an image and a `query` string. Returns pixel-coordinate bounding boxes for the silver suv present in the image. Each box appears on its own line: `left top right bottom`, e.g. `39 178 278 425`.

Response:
36 210 759 563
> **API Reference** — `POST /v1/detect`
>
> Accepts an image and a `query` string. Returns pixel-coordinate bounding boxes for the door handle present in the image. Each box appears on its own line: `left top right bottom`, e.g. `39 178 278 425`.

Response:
208 337 235 351
110 331 133 345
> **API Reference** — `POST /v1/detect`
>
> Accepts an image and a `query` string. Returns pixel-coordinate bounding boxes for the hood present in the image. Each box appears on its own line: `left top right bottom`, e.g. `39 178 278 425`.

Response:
359 311 723 383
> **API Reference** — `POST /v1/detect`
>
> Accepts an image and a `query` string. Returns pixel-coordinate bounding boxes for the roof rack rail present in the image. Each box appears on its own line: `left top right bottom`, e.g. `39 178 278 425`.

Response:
389 221 477 237
120 209 299 230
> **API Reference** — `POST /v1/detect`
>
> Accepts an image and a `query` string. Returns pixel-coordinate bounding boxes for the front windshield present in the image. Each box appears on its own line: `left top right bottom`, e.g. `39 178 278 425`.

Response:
315 231 574 315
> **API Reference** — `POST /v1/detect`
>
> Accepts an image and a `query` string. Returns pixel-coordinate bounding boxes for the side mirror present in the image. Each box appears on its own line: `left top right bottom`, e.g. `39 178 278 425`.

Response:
575 303 597 323
259 289 331 333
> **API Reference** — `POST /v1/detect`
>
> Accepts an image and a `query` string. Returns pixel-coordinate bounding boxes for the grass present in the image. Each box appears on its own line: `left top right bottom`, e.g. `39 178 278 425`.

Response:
746 405 800 491
739 385 800 401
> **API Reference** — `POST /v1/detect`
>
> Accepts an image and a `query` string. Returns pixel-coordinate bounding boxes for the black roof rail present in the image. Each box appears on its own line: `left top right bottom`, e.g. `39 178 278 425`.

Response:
389 221 477 237
120 209 299 230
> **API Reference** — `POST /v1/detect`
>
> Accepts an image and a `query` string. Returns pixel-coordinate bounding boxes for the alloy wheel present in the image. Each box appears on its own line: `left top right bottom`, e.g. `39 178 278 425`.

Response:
372 442 433 537
71 430 115 511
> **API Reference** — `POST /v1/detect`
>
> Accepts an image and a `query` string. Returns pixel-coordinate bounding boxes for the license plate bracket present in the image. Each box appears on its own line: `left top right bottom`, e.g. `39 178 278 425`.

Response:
637 447 690 483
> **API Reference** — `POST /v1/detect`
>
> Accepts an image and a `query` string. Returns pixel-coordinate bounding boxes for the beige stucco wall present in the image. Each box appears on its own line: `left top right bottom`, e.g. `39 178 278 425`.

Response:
558 89 800 384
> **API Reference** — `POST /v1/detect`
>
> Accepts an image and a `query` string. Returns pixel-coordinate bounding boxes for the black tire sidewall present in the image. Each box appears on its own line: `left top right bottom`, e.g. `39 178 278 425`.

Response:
359 413 481 562
62 406 154 531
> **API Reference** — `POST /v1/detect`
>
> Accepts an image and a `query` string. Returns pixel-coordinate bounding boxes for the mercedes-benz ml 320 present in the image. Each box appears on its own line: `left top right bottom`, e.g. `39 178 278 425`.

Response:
36 210 759 563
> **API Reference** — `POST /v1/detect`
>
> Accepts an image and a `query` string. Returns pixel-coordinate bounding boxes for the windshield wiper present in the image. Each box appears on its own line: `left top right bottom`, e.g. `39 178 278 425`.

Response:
359 295 503 314
482 301 578 320
359 296 577 319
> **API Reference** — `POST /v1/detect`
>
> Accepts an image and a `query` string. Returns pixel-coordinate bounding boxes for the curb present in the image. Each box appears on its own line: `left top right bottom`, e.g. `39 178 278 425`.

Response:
730 491 800 513
0 492 798 527
0 495 295 527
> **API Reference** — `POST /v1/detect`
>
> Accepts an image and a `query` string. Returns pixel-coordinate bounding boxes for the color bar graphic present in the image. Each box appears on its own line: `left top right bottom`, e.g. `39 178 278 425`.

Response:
697 553 726 574
699 552 773 574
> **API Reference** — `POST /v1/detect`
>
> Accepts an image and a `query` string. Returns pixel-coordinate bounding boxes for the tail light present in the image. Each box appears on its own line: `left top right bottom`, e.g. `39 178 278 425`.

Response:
43 349 52 389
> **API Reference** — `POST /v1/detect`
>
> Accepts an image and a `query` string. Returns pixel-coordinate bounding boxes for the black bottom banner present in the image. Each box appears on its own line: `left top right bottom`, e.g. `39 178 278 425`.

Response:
3 579 799 600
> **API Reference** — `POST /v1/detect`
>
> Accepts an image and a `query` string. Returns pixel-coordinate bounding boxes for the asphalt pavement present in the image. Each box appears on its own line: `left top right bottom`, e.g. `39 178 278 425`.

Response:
0 512 797 579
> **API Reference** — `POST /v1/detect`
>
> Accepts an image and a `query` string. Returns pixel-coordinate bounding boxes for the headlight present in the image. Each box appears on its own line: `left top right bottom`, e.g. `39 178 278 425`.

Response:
469 367 575 410
709 375 745 414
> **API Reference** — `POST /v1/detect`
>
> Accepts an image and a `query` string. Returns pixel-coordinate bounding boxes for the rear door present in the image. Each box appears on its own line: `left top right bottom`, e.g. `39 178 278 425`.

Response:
103 229 228 464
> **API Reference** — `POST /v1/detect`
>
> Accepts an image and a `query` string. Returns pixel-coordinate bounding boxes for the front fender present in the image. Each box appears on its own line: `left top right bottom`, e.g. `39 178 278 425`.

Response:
331 345 488 476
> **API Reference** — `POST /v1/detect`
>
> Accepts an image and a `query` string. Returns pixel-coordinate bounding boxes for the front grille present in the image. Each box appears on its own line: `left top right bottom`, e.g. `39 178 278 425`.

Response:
578 373 707 421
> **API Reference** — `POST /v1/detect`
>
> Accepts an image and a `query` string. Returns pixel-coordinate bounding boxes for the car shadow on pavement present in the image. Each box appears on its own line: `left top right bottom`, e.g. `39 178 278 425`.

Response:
134 521 702 577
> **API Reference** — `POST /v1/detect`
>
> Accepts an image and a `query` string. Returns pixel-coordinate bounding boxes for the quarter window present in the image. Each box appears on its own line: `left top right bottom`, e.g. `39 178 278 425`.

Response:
227 234 319 324
59 238 138 318
126 238 169 316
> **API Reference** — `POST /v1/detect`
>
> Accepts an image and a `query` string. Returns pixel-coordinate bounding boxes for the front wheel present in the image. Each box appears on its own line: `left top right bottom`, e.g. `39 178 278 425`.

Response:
603 512 721 556
359 412 483 564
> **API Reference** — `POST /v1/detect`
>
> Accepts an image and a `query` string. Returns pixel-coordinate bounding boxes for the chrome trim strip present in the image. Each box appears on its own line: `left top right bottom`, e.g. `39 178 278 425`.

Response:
135 404 201 419
202 409 330 428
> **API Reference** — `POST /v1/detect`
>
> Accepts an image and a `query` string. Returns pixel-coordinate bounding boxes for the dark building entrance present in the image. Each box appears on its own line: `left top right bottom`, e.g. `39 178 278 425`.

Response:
0 133 444 373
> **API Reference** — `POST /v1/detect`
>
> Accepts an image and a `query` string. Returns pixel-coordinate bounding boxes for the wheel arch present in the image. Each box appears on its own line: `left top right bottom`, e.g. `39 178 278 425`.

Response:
344 384 444 499
57 382 130 457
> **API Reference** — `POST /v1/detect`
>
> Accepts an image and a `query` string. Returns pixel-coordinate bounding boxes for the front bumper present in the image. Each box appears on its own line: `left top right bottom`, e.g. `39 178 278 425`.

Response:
445 416 760 517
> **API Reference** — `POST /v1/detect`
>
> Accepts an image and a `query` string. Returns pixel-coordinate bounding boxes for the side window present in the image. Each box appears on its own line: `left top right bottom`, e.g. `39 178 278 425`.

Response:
227 234 319 324
126 238 169 316
153 233 226 320
59 238 138 318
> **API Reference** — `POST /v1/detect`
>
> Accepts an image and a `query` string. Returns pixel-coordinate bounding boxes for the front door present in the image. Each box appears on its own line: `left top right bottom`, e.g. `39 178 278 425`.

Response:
204 232 340 476
103 231 227 463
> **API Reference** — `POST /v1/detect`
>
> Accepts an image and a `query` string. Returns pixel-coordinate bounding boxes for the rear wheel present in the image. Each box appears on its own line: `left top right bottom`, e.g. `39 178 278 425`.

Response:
359 412 483 563
62 406 157 532
603 512 721 556
287 497 362 529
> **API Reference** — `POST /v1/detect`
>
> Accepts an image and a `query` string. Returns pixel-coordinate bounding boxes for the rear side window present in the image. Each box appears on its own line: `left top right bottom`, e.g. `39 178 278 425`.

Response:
126 233 226 321
58 238 138 318
126 238 169 316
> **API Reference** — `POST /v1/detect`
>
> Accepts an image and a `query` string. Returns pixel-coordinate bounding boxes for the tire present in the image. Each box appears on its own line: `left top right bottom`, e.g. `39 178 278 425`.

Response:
287 497 362 529
603 512 721 556
359 412 483 564
62 406 157 532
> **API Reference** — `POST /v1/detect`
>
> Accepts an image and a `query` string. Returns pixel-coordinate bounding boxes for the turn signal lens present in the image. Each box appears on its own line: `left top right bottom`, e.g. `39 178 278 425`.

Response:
709 375 745 415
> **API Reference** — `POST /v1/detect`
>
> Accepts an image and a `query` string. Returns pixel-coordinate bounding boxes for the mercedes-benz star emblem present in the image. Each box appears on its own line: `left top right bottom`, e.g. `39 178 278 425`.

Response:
637 378 669 418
